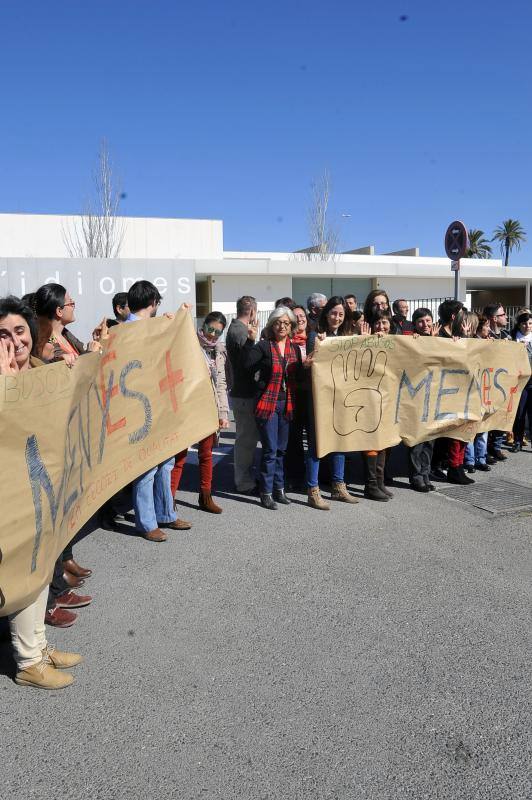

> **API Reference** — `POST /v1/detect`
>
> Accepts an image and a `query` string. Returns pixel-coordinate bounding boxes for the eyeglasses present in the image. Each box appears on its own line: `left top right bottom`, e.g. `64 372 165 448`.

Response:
204 325 223 337
62 301 76 308
273 320 291 327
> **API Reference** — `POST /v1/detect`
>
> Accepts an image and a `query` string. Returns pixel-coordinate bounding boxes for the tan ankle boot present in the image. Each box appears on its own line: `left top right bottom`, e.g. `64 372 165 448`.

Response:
199 492 223 514
42 645 83 670
15 660 74 690
331 481 359 503
307 486 330 510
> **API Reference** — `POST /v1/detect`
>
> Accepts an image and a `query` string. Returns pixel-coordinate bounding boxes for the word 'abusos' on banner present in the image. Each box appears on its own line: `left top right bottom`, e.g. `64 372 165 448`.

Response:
0 311 219 617
312 335 531 458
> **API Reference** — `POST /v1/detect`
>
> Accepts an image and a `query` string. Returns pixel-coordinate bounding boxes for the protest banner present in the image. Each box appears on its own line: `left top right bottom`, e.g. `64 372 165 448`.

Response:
312 334 531 458
0 310 218 617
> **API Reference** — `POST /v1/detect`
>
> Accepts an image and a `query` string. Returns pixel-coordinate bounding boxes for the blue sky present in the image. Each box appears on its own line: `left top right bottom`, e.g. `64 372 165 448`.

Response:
1 0 531 262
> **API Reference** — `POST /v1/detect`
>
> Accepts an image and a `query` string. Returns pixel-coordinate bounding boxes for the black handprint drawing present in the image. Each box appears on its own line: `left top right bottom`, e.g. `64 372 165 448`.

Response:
331 349 387 435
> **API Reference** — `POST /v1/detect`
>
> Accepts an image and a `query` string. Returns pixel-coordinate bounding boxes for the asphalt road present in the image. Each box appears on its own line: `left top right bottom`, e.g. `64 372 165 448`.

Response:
1 433 531 800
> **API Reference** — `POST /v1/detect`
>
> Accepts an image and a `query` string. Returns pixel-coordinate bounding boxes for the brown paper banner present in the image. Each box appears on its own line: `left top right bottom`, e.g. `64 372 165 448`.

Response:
312 334 531 459
0 310 218 616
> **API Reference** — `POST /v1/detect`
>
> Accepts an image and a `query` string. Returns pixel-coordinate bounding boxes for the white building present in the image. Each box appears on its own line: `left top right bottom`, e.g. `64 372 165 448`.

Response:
1 213 531 331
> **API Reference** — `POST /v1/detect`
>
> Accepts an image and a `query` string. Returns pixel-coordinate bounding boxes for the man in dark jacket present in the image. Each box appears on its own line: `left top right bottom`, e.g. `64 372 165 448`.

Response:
391 299 414 334
226 296 259 493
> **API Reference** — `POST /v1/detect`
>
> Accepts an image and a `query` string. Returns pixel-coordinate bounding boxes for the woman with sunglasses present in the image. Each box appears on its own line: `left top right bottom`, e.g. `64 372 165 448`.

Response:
171 312 230 513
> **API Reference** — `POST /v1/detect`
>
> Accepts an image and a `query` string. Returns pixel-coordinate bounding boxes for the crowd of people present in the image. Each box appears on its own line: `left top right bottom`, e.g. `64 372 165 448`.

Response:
1 281 531 690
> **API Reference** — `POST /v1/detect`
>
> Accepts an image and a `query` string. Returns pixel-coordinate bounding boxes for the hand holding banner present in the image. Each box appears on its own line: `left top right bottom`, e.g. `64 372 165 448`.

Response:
312 334 530 458
0 310 218 616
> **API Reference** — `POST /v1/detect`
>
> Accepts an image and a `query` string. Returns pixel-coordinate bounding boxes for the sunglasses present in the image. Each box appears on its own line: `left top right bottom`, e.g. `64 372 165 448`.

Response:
204 325 223 337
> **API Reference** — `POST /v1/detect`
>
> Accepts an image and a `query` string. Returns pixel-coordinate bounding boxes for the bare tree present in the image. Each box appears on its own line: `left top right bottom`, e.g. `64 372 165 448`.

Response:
294 169 340 261
63 140 126 258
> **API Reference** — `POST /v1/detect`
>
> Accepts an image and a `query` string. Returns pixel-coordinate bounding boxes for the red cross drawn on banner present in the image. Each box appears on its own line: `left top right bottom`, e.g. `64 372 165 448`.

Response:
159 351 184 413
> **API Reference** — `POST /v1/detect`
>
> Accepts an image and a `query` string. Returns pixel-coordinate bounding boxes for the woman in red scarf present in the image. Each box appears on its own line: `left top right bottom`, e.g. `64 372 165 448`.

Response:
243 306 303 510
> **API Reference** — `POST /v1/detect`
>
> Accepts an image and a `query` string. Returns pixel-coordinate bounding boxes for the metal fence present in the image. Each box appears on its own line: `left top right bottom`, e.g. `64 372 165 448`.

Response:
196 299 527 337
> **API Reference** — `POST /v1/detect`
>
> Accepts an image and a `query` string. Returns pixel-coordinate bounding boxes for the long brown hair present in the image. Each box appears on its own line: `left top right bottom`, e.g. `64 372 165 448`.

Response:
363 289 391 325
317 296 351 336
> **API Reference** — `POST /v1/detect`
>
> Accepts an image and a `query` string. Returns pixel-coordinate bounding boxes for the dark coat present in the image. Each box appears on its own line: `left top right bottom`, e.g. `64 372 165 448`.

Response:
242 338 303 394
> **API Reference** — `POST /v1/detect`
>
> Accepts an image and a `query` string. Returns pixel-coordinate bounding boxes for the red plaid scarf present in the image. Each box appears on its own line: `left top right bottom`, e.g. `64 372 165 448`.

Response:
255 340 298 420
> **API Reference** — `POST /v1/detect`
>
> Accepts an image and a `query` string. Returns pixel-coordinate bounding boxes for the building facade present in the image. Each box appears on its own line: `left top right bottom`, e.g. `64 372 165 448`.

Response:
1 213 531 336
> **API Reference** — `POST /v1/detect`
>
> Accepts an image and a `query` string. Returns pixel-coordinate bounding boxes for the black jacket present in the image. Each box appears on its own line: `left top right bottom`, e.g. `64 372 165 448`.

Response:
242 339 303 394
226 318 257 398
392 315 415 334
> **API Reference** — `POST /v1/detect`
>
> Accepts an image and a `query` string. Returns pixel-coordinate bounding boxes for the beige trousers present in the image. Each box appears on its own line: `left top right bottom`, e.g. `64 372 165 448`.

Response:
9 585 48 670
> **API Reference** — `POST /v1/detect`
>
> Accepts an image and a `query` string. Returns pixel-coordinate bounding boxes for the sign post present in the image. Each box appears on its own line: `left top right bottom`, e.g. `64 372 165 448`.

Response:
444 221 468 301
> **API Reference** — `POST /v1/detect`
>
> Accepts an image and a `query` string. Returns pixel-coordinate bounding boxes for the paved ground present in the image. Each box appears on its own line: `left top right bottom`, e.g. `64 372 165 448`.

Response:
1 432 531 800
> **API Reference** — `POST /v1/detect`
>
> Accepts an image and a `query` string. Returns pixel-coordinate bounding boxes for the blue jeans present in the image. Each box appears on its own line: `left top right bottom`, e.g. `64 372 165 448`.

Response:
305 395 345 488
464 432 488 466
255 400 290 494
488 430 505 452
132 456 177 533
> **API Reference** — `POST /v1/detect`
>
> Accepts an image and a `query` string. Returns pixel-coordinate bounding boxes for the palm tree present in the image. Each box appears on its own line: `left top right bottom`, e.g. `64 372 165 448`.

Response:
466 229 493 259
492 219 526 265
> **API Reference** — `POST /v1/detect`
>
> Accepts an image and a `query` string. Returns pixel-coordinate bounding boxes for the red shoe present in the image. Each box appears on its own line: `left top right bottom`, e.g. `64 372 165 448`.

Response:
45 606 78 627
55 590 92 609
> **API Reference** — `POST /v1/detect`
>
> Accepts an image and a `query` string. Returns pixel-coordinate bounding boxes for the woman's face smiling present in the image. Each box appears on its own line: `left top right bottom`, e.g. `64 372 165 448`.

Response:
0 314 33 369
373 317 391 334
519 318 532 335
294 308 307 332
327 304 345 332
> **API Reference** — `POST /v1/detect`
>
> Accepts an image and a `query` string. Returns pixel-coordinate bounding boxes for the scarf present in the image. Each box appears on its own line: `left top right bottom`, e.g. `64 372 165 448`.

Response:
255 339 297 420
197 329 218 383
292 330 307 358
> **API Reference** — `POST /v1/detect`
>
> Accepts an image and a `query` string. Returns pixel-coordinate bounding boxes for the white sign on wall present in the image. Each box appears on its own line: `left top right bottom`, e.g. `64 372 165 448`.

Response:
0 258 196 339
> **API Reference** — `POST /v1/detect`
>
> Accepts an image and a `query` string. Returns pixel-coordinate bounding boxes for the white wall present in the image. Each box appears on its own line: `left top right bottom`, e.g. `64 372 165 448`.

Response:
210 275 293 314
0 213 223 259
374 276 463 302
0 257 196 341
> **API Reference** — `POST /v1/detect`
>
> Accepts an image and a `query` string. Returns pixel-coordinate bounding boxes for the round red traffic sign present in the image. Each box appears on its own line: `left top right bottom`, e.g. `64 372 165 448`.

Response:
444 220 468 260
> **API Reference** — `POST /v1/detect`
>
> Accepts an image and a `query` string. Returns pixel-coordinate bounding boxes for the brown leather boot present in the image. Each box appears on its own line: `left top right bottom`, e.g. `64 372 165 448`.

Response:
307 486 330 510
62 558 92 578
143 528 167 542
199 492 223 514
363 454 389 502
331 481 359 503
376 451 393 498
